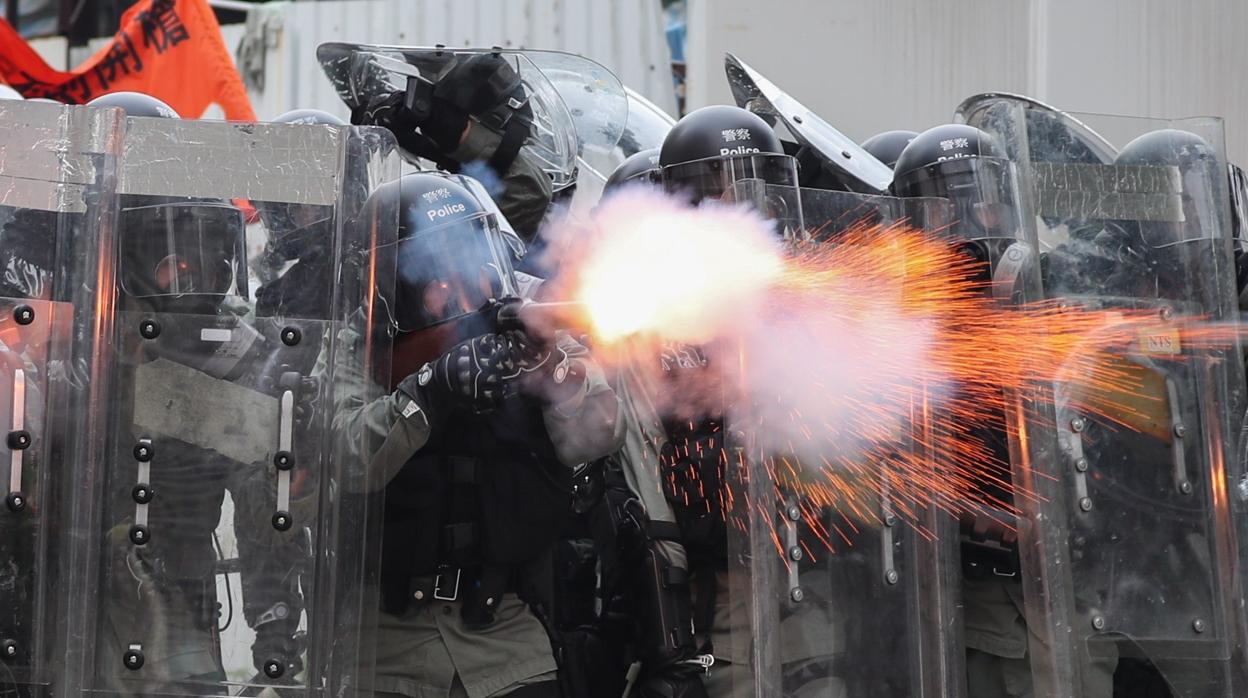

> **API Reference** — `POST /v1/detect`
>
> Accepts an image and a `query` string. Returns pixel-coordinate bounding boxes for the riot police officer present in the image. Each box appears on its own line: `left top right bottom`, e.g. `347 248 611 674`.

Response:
893 123 1117 698
332 172 623 698
860 130 919 170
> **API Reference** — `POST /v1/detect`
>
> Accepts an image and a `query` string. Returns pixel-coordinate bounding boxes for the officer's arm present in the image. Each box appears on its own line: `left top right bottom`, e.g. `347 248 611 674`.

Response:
321 326 433 493
541 334 626 467
449 125 553 240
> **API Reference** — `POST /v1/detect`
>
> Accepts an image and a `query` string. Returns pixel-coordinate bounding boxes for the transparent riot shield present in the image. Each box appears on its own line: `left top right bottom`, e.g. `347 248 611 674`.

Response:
0 100 123 696
724 53 893 195
574 88 675 210
965 98 1248 697
68 116 400 697
317 43 630 195
721 188 963 697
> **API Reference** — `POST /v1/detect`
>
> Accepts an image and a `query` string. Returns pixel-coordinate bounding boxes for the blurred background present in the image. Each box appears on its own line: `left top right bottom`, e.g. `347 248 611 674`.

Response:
9 0 1248 164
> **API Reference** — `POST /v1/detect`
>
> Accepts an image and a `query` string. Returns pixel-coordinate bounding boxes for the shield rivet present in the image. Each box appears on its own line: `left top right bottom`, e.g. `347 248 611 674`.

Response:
1078 497 1093 512
793 115 803 124
123 649 144 670
274 451 294 471
5 493 24 513
788 546 803 562
138 319 160 340
133 441 153 462
281 327 301 346
790 587 804 603
0 639 16 659
1179 481 1193 495
885 569 899 585
264 659 284 678
1159 306 1173 321
12 305 33 326
1173 424 1187 438
785 505 801 521
132 484 153 504
1074 457 1089 472
1091 615 1106 631
884 512 897 527
272 511 292 531
1193 618 1206 633
128 524 149 546
1070 417 1086 433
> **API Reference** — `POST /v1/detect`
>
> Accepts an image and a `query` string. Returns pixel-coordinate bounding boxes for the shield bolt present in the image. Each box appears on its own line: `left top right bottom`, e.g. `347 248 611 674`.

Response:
128 524 150 546
885 569 899 585
884 512 897 527
0 639 16 660
138 319 161 340
793 115 803 124
274 451 294 471
12 305 33 326
1179 481 1193 495
1173 424 1187 438
1193 618 1206 633
1078 497 1093 512
1091 615 1106 631
790 587 804 603
131 484 153 505
788 546 803 562
785 505 801 521
1069 417 1086 433
1074 457 1089 472
1159 306 1173 321
123 648 144 670
133 441 153 462
264 658 284 679
281 327 302 346
272 511 293 531
5 492 24 513
6 430 30 450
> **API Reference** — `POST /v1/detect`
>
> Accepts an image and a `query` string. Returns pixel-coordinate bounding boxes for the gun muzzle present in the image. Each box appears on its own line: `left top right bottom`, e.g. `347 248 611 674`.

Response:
495 299 591 337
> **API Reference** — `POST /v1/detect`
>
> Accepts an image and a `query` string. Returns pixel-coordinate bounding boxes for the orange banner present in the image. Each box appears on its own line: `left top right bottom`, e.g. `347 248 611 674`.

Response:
0 0 255 121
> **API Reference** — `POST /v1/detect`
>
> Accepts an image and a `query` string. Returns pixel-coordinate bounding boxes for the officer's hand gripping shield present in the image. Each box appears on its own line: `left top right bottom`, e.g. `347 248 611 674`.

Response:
66 116 401 697
964 96 1248 697
719 189 964 697
317 43 627 193
0 100 124 696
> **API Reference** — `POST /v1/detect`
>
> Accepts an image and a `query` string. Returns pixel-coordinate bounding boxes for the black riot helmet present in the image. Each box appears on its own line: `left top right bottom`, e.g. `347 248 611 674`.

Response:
1104 129 1226 297
660 105 797 201
860 130 918 170
660 105 803 235
603 148 661 194
86 91 179 118
375 173 518 334
893 124 1024 273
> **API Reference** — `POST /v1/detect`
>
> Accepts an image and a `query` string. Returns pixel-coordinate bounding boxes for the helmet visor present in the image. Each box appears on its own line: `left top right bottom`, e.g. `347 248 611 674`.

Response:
389 212 518 332
894 156 1024 244
118 201 246 299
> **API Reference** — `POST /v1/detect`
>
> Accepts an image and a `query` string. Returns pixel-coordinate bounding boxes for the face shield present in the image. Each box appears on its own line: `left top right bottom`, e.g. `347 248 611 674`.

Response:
389 211 518 333
118 200 246 301
662 152 804 237
895 156 1026 272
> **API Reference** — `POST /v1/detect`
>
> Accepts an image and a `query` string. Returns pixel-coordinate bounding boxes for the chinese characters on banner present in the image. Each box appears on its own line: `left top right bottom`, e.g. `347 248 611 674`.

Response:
0 0 255 120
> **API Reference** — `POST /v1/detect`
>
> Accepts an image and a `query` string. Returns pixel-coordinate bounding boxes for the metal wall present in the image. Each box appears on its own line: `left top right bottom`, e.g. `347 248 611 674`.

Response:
240 0 677 123
686 0 1248 165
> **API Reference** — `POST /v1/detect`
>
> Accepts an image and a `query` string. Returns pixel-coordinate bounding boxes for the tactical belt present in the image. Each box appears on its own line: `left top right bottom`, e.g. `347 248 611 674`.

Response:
406 564 519 630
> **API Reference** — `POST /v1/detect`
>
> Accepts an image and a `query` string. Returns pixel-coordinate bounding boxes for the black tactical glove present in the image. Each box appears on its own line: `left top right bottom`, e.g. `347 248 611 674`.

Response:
504 330 586 403
352 90 468 161
398 333 517 416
